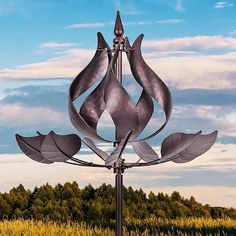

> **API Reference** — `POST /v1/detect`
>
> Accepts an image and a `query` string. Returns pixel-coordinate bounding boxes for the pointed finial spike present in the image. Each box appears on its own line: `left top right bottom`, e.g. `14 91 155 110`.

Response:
114 10 124 37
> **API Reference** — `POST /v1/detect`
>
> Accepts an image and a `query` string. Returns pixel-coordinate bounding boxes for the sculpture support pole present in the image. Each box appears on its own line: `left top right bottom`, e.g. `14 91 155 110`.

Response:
115 167 123 236
114 34 124 236
15 11 218 236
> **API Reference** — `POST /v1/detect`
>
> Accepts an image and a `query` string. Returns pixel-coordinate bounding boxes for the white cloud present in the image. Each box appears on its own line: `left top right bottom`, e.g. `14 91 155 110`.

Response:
144 51 236 89
0 48 95 80
143 35 236 51
156 19 184 24
170 105 236 138
0 103 67 127
39 42 78 49
214 1 234 8
1 35 236 90
67 22 110 29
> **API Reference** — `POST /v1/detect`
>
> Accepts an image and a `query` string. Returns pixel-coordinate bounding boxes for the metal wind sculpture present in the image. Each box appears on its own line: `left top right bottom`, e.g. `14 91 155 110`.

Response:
16 12 217 236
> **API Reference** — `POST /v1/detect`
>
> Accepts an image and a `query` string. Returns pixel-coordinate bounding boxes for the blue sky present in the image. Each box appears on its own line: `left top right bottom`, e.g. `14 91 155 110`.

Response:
0 0 236 207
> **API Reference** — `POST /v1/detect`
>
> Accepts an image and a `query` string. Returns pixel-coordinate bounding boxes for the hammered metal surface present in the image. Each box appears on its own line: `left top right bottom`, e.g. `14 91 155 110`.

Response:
68 32 112 142
130 34 172 141
125 37 154 138
170 131 218 163
41 131 81 162
16 12 218 168
104 51 139 141
132 140 159 162
16 134 52 164
16 132 81 164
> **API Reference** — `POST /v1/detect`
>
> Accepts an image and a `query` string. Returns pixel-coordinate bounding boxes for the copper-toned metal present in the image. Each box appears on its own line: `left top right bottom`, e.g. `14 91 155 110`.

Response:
16 134 53 164
114 11 124 37
105 130 133 166
160 131 202 162
79 42 112 133
132 140 159 162
104 51 139 141
83 137 108 161
15 11 218 236
162 131 218 163
68 32 111 142
125 37 154 138
70 32 108 100
41 131 81 162
16 132 82 164
130 34 172 141
16 12 217 167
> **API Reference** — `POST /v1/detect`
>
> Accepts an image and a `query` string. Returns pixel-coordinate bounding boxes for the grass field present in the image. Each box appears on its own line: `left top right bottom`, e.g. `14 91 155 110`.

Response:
0 218 236 235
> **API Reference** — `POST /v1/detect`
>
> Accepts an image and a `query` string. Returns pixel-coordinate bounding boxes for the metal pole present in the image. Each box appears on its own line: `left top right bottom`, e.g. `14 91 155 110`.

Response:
114 45 124 235
115 167 123 236
113 11 125 236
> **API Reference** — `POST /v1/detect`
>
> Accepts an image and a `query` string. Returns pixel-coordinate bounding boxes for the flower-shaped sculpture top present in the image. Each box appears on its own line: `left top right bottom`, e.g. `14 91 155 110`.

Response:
16 12 217 170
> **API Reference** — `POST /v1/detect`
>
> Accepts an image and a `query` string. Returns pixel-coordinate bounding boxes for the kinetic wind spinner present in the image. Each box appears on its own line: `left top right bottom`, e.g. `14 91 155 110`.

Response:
16 12 217 236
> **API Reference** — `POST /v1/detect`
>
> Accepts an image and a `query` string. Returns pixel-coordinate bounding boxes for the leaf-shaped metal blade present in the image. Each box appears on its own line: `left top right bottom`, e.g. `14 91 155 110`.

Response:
160 131 217 163
79 45 112 132
68 97 110 142
125 37 154 138
171 131 218 163
134 86 154 138
70 32 108 100
83 137 109 161
161 132 201 157
41 131 81 162
15 134 52 164
104 51 139 140
130 34 172 141
132 140 159 162
79 81 106 131
68 32 112 142
105 130 133 166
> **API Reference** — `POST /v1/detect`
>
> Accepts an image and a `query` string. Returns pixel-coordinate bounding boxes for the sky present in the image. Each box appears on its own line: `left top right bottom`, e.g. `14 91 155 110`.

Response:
0 0 236 207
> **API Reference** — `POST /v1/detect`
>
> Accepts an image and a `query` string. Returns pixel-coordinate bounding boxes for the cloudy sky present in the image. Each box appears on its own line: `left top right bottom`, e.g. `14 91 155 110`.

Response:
0 0 236 207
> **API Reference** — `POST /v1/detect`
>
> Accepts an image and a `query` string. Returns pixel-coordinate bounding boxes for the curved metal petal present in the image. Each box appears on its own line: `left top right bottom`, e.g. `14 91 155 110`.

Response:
135 89 154 137
125 37 131 60
79 80 106 131
41 131 81 162
70 32 109 100
83 137 109 161
15 134 52 164
130 34 172 141
68 33 112 142
171 131 218 163
132 140 159 162
105 130 133 166
161 131 201 159
104 51 139 141
160 131 217 164
125 37 154 138
68 97 110 142
79 46 112 132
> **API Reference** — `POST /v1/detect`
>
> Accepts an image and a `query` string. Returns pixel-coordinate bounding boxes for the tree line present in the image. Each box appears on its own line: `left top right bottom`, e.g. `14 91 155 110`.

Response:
0 182 236 225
